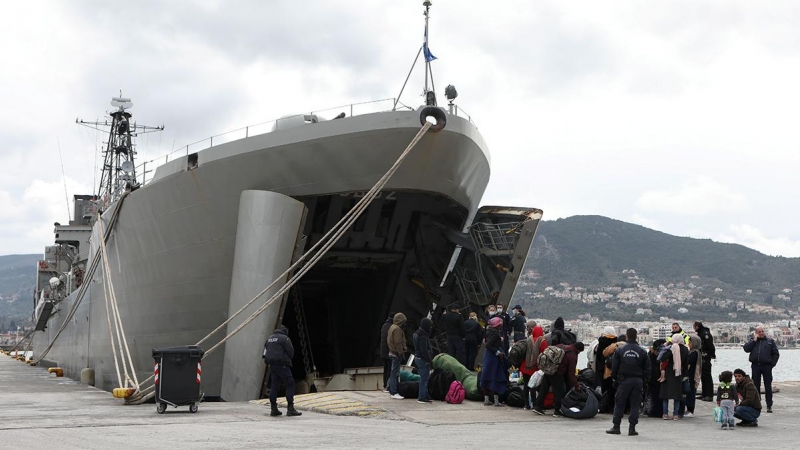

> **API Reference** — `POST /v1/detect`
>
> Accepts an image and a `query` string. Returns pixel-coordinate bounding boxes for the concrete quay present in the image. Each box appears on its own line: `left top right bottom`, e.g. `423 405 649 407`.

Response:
1 355 797 449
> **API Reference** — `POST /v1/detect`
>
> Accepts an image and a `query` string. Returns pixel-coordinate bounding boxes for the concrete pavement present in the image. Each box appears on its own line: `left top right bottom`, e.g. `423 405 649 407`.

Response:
1 355 797 449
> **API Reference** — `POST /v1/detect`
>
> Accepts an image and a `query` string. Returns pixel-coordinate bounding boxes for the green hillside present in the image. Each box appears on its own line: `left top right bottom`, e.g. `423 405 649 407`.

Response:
514 215 800 321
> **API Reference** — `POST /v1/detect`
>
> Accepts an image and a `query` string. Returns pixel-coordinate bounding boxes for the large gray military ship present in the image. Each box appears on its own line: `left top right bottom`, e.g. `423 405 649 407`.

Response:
31 2 542 401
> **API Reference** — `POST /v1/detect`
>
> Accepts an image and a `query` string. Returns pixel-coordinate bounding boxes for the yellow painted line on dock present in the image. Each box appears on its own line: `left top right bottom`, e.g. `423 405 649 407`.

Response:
252 392 388 418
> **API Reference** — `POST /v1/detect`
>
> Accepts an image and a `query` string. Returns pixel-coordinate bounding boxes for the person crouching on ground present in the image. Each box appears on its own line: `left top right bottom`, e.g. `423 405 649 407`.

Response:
481 316 508 406
263 325 301 417
733 368 762 427
413 318 434 404
716 370 738 430
607 328 650 436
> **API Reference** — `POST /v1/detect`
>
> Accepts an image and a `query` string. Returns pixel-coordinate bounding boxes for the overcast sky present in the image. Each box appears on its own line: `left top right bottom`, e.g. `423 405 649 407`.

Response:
1 1 799 257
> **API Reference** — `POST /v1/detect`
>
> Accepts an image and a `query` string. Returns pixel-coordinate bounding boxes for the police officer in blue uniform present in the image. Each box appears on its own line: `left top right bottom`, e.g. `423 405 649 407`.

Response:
607 328 650 436
263 325 302 417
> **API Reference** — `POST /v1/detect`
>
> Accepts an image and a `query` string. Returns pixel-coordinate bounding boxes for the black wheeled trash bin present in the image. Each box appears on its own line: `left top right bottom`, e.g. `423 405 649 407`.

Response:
152 345 204 414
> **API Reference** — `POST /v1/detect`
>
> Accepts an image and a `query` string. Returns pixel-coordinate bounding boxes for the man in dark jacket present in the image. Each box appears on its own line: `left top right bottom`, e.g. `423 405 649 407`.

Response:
464 313 484 371
547 317 577 346
263 326 301 417
440 304 466 365
380 313 395 391
693 321 716 401
607 328 650 436
536 341 584 417
733 368 762 426
509 305 527 343
742 326 780 412
413 318 433 403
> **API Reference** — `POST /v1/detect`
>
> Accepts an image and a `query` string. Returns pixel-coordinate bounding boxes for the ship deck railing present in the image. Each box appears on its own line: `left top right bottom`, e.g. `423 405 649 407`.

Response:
134 98 476 186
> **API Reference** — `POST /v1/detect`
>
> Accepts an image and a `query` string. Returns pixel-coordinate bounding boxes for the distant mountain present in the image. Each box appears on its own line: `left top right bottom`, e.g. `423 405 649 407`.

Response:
3 216 799 325
0 254 38 329
514 215 800 321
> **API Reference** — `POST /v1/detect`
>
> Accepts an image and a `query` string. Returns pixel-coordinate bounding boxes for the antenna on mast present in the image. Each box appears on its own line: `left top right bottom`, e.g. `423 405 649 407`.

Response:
393 0 439 111
76 95 163 208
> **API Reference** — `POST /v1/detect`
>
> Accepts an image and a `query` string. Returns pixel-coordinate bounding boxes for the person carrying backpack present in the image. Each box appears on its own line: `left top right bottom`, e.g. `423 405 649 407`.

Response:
533 341 584 416
481 316 508 406
520 323 547 409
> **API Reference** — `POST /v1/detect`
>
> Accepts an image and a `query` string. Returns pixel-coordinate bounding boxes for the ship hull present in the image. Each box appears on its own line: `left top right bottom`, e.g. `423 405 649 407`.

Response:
33 109 491 396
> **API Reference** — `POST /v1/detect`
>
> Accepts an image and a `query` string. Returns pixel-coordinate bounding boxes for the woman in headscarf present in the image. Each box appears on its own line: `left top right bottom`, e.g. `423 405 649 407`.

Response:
659 334 689 420
594 327 618 403
682 335 703 418
520 323 547 409
480 316 508 406
644 339 666 417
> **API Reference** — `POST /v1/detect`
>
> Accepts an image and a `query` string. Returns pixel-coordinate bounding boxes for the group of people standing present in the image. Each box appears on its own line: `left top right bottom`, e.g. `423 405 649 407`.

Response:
603 321 780 434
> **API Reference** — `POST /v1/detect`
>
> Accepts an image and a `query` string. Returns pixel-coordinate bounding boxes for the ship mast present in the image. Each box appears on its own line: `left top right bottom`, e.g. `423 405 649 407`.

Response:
393 0 440 110
77 97 163 207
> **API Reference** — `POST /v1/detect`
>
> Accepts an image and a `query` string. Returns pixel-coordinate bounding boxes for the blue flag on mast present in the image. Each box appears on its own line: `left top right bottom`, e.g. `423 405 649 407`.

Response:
423 27 437 62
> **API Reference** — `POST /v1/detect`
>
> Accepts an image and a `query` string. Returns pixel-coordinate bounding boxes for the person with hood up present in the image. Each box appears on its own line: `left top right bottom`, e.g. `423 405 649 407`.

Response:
520 323 547 409
481 316 508 406
464 312 484 371
693 321 716 401
379 312 395 391
263 325 301 417
659 334 689 420
413 318 434 403
546 317 577 346
387 312 408 399
733 368 762 427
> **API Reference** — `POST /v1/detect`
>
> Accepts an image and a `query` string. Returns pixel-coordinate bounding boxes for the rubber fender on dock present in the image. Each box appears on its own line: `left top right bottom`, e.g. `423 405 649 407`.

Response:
48 367 64 377
80 367 96 386
419 106 447 132
113 388 136 399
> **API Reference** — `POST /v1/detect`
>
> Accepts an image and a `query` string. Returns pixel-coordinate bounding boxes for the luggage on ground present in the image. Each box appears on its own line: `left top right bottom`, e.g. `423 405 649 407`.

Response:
397 381 420 399
429 368 457 401
560 386 599 419
445 380 466 404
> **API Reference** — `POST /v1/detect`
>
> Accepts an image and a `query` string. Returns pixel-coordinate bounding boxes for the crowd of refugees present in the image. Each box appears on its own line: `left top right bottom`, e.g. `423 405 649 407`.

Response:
375 306 781 435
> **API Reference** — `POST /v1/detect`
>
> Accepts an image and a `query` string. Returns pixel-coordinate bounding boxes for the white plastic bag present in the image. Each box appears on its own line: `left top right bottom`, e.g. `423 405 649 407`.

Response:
528 370 544 389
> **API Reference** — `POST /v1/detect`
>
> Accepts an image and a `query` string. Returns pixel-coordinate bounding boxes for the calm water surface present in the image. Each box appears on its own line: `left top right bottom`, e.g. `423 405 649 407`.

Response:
579 348 799 382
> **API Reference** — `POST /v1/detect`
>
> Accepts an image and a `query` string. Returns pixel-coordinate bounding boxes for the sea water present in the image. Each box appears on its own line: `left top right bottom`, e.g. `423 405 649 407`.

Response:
578 347 799 382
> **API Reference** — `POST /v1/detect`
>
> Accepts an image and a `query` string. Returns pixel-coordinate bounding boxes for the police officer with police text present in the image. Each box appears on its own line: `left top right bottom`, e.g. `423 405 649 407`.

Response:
606 328 650 436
